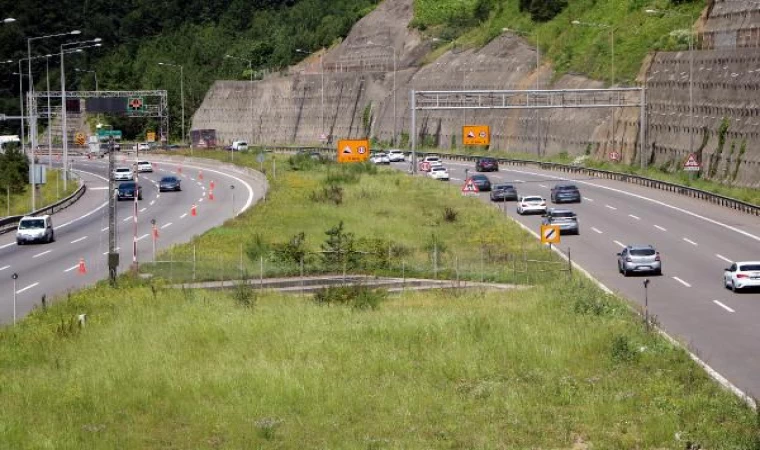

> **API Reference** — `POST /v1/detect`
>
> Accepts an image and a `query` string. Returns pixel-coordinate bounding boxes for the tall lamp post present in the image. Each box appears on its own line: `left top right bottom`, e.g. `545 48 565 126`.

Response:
296 48 325 143
74 68 98 92
157 62 185 147
61 39 102 191
225 54 254 148
365 42 398 147
645 9 695 168
572 20 616 161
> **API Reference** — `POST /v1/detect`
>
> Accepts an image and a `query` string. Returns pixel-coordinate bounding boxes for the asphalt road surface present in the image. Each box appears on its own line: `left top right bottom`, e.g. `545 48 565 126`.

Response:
0 153 266 325
395 157 760 401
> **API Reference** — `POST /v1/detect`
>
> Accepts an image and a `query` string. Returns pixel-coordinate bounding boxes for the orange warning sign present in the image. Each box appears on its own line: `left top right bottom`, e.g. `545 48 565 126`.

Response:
463 125 490 146
337 139 370 163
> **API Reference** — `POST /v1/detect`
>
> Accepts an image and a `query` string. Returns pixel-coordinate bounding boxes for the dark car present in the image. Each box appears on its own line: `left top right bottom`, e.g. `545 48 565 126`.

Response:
550 183 581 203
490 183 518 201
469 174 492 192
117 181 143 201
475 157 499 172
159 176 182 192
541 208 579 235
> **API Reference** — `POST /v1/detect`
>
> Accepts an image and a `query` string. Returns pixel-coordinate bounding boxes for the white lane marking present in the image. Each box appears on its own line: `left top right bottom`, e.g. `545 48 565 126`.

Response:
539 184 547 188
583 197 594 202
139 208 147 213
683 237 698 246
102 247 121 255
613 240 626 248
197 182 203 186
0 242 14 249
591 227 603 234
64 264 79 273
716 254 733 264
150 200 155 206
123 216 133 222
70 236 88 244
88 186 109 190
156 194 160 198
33 250 52 258
654 225 667 232
101 227 109 232
16 282 39 294
180 213 188 219
0 265 10 271
713 300 735 313
199 198 204 203
136 233 150 242
628 214 641 220
672 276 692 287
605 205 617 210
161 222 173 229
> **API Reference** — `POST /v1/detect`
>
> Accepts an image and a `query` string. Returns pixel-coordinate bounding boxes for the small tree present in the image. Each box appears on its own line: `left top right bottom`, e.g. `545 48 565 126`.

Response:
321 221 360 272
0 145 29 194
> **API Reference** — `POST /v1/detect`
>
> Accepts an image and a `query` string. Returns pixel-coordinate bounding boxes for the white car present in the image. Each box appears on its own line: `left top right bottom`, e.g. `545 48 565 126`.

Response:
16 214 54 245
135 160 153 173
387 149 405 162
113 167 134 181
419 155 443 171
516 195 547 215
724 261 760 292
427 166 450 181
133 142 150 152
370 152 390 164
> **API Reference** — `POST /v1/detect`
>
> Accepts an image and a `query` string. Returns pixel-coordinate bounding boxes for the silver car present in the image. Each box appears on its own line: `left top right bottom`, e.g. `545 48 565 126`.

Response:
724 261 760 292
617 245 662 276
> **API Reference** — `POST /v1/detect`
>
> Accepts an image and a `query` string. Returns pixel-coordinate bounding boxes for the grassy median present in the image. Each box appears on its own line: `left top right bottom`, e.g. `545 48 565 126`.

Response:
0 152 757 448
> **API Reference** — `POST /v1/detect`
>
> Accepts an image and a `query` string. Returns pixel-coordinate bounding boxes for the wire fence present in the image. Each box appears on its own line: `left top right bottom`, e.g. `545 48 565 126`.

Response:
139 240 573 287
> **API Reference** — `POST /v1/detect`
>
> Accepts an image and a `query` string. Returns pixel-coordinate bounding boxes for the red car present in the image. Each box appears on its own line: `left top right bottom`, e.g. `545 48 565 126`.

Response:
475 157 499 172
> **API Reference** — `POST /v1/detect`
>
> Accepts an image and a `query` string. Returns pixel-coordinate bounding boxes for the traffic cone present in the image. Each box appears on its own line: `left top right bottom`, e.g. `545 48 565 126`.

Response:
191 204 197 216
78 258 87 275
210 180 215 190
198 171 203 180
208 190 214 201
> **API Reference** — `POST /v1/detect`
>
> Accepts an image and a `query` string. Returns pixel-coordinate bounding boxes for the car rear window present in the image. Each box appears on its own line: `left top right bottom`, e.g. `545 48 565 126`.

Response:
557 185 578 190
739 264 760 271
552 211 576 218
630 248 656 256
523 197 542 202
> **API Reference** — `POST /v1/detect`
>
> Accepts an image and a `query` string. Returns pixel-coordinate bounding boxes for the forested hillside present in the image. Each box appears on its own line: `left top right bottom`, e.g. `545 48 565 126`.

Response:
0 0 379 139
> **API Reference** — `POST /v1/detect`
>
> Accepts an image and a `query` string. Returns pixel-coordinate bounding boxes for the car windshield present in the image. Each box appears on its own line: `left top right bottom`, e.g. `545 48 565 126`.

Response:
479 158 495 163
630 248 656 256
161 177 177 183
120 182 136 188
19 219 44 229
739 264 760 271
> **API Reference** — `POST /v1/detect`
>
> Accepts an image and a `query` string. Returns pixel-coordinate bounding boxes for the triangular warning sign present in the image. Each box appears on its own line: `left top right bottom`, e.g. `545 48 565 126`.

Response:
684 153 701 170
461 178 480 195
343 146 352 154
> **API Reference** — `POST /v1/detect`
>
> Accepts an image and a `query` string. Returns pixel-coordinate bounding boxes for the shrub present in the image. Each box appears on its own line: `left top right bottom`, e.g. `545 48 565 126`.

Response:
610 335 639 363
312 284 387 310
231 280 256 308
443 206 458 222
309 185 344 205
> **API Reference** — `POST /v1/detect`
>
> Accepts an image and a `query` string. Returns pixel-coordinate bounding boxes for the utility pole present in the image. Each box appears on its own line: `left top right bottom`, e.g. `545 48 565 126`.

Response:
106 128 118 285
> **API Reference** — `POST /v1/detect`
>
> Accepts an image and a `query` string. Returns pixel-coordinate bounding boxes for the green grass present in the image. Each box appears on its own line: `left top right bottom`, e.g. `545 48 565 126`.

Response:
0 169 76 217
1 151 758 447
414 0 704 86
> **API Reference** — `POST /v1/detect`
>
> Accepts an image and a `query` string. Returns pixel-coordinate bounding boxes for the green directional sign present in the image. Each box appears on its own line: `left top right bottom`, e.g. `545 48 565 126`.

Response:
97 129 122 139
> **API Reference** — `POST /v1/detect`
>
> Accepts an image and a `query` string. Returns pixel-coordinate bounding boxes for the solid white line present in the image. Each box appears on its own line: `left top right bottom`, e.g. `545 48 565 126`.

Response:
605 205 617 210
161 222 173 229
683 237 698 246
136 233 150 242
672 276 692 287
64 264 79 273
101 227 109 232
628 214 641 220
0 265 9 271
716 254 733 264
16 282 39 294
33 250 52 258
0 242 14 249
180 213 188 219
591 227 603 234
88 186 109 190
70 236 88 244
613 240 626 248
123 216 133 222
654 225 667 232
713 300 735 313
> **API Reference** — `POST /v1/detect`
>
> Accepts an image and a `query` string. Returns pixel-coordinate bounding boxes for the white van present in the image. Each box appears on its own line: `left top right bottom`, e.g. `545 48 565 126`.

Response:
16 215 55 245
231 141 248 152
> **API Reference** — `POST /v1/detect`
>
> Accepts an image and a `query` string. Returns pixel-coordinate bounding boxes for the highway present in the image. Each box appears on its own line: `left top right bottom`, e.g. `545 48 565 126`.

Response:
0 153 265 324
396 158 760 400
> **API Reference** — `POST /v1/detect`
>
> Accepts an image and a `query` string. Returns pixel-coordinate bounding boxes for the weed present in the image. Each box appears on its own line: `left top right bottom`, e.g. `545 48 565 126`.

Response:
312 284 387 310
254 417 283 440
232 280 256 308
443 206 458 222
309 185 344 205
610 335 638 364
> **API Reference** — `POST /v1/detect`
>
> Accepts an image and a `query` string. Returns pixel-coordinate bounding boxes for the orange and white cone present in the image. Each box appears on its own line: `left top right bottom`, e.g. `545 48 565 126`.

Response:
191 204 197 216
208 190 214 201
198 171 203 180
78 258 87 275
209 180 215 190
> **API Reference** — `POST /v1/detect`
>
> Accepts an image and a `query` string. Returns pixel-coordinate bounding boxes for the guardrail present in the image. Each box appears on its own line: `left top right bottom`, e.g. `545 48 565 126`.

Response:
0 173 86 235
267 146 760 217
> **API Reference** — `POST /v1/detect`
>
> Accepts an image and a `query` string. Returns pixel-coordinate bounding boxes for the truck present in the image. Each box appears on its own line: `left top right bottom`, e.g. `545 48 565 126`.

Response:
88 135 110 158
0 135 21 153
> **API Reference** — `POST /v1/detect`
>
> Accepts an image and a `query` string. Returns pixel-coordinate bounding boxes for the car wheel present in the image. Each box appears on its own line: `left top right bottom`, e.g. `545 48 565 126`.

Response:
138 194 143 200
50 231 55 243
731 280 739 293
622 267 629 277
16 240 23 245
654 268 662 276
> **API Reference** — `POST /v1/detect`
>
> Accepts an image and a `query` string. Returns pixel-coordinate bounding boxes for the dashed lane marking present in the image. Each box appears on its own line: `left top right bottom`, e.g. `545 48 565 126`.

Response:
70 236 88 244
64 264 79 273
180 213 188 219
0 265 9 271
654 225 667 232
683 237 698 246
605 205 617 210
591 227 603 234
713 300 735 313
672 276 692 287
613 240 626 248
628 214 641 220
16 282 39 294
716 254 733 264
122 216 133 222
161 222 173 229
136 233 150 242
33 250 52 258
